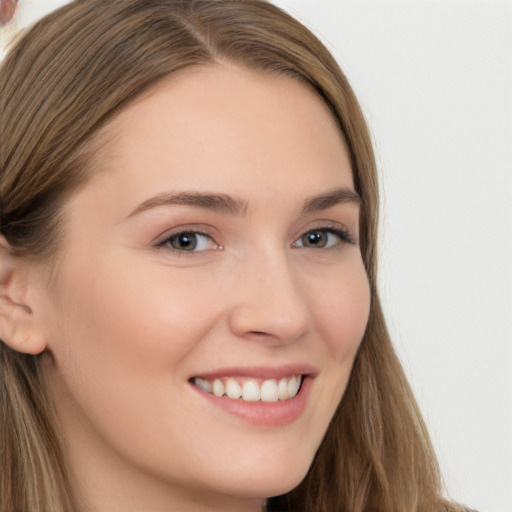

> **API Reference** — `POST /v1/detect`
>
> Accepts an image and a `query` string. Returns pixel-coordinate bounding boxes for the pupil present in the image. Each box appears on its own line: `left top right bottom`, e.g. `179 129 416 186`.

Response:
173 233 197 250
305 231 326 247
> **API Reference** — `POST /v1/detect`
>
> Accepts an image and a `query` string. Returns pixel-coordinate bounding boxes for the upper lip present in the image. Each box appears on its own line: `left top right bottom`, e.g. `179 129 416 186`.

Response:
190 363 318 381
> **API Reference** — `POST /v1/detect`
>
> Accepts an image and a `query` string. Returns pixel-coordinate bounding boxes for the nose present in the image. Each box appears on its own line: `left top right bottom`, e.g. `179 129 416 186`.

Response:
227 248 311 344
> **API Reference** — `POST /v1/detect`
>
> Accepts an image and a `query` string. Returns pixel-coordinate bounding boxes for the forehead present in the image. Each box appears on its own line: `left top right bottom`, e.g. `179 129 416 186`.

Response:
79 64 354 214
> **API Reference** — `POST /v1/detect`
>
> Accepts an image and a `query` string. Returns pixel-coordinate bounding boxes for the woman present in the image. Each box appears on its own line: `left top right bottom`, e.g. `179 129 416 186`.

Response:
0 1 473 511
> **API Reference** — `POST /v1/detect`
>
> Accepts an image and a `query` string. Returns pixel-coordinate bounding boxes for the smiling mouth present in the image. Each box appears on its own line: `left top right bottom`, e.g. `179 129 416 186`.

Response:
191 375 303 402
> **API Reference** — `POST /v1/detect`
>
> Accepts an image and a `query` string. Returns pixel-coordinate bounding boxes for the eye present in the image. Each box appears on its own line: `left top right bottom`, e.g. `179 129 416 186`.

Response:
156 231 218 252
293 228 354 249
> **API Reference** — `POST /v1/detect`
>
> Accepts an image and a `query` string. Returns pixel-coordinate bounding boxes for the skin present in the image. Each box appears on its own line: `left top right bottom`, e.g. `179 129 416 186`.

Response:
4 65 370 511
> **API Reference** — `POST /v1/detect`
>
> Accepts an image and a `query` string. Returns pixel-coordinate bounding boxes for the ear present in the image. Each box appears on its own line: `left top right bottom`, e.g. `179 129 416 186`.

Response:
0 235 47 355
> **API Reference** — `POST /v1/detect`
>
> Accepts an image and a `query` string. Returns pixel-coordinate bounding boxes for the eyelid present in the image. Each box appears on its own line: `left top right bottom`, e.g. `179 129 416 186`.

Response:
151 221 356 253
292 226 356 249
153 227 221 253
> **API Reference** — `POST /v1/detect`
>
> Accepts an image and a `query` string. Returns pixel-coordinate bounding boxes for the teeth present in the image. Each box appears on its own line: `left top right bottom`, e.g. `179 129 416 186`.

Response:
225 378 242 399
260 379 278 402
277 378 289 400
193 375 303 402
287 375 301 398
195 377 213 393
242 380 260 401
213 378 225 397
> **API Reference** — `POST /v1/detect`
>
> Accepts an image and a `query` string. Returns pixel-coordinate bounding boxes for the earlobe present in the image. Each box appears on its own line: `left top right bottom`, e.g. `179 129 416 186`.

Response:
0 235 47 355
3 332 47 355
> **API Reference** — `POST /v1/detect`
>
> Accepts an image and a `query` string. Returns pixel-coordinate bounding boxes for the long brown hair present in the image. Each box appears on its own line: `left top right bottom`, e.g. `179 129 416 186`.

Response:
0 1 470 511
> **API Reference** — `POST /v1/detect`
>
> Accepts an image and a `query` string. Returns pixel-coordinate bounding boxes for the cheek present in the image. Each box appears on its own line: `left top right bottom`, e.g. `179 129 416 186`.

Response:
44 257 225 465
313 261 370 358
60 251 212 344
47 253 230 429
309 259 370 405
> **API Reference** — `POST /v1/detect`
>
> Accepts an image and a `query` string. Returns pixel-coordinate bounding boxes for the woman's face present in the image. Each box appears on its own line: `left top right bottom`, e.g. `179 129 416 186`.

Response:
37 65 370 511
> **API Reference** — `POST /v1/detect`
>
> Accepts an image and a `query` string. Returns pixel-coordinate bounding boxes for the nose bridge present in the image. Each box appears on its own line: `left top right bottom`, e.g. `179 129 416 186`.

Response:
227 243 311 342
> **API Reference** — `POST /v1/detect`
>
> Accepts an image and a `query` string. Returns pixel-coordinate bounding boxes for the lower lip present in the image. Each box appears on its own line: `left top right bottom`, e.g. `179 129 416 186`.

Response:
190 377 312 427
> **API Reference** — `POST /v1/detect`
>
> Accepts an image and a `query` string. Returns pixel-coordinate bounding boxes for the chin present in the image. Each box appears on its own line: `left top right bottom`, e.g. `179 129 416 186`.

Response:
209 453 312 500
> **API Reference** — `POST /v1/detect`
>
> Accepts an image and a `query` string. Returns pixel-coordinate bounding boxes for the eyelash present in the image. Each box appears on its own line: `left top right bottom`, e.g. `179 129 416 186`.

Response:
154 229 217 254
293 227 355 249
154 226 355 255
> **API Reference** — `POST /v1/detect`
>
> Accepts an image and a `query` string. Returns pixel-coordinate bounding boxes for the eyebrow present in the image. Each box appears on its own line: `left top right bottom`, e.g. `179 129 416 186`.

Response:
300 187 361 214
125 191 248 219
123 187 360 220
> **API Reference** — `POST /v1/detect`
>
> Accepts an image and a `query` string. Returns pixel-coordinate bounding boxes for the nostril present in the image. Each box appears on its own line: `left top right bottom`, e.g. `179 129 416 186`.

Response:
227 287 311 343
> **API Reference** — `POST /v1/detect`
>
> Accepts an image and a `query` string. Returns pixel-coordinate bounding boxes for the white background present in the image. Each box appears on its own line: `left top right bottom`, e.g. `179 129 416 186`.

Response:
2 1 511 511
